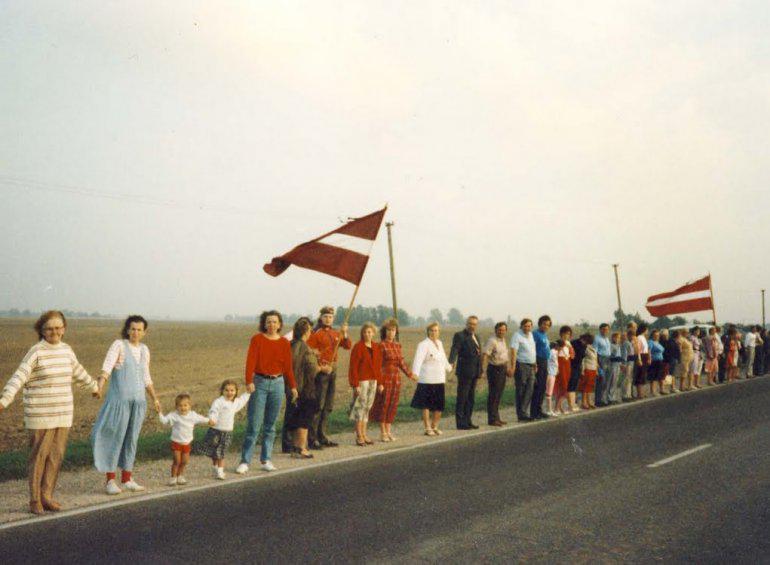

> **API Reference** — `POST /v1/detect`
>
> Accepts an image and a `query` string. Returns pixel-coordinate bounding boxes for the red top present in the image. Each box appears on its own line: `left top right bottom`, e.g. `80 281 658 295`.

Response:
379 340 412 386
348 341 383 387
308 326 352 364
244 334 296 388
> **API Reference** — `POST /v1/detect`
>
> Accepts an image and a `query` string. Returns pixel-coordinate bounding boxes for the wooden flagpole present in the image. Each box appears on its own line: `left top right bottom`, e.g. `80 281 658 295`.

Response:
708 272 717 326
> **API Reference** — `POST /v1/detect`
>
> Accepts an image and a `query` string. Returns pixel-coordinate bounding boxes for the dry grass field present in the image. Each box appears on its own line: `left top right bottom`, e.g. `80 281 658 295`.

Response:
0 318 501 453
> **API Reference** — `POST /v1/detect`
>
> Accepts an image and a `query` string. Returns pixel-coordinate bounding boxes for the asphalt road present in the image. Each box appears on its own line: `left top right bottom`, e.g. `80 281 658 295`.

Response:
3 378 770 564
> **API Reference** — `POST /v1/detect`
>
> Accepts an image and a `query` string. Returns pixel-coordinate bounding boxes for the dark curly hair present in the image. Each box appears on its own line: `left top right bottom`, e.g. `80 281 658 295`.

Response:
121 315 148 339
259 310 283 333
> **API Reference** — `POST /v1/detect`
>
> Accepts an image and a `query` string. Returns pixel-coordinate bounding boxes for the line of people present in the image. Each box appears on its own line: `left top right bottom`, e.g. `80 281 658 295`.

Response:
3 308 768 515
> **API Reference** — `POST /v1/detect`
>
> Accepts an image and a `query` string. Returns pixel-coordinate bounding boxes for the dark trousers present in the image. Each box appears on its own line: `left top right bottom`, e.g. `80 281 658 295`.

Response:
530 358 549 419
718 355 726 383
514 362 536 419
486 364 507 424
309 371 336 444
455 373 479 428
281 391 297 452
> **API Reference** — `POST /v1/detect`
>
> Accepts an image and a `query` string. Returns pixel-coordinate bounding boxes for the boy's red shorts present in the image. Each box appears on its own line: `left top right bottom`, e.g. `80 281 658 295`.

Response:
171 441 192 454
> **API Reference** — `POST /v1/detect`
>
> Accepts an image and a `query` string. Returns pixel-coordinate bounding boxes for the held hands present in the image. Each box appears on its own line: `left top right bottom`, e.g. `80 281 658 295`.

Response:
353 386 361 398
378 384 385 393
153 399 162 412
246 382 256 393
319 363 332 374
290 388 298 403
341 323 349 337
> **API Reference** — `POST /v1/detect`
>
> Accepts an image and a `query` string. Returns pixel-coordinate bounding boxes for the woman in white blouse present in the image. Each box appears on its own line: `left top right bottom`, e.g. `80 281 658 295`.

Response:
410 322 452 436
91 315 161 495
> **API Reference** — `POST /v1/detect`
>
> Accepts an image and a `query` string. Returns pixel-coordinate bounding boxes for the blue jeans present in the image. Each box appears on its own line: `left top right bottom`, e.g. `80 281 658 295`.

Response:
240 376 285 464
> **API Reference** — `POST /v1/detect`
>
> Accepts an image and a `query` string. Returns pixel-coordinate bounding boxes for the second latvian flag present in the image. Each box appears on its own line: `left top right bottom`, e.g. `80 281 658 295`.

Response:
263 207 387 285
645 275 714 317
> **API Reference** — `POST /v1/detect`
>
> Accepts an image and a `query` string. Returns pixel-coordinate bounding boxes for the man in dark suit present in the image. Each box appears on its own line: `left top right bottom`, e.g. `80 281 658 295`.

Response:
449 316 482 430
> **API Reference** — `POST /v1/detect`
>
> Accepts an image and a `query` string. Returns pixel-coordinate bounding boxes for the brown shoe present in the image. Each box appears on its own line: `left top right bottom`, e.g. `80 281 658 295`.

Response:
42 499 62 512
29 502 45 515
496 420 507 425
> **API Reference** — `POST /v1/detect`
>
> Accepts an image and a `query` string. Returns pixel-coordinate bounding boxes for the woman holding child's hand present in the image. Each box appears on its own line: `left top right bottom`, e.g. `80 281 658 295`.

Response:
237 310 297 475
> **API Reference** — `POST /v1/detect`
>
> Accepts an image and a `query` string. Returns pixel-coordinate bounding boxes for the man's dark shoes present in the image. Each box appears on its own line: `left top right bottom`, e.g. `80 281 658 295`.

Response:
320 439 338 447
309 440 323 450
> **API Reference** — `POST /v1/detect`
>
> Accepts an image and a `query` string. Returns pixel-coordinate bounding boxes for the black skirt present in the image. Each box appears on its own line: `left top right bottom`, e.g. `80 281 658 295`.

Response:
285 397 319 430
199 428 233 460
647 360 664 382
410 383 445 411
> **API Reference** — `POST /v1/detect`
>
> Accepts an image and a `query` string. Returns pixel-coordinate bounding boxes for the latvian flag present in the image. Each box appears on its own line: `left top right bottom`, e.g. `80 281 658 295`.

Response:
263 207 387 285
645 275 714 317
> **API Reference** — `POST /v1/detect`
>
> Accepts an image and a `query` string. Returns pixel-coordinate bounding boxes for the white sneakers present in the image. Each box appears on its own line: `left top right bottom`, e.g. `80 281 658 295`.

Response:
105 479 145 494
177 475 188 485
105 479 122 495
236 462 276 473
168 477 177 486
216 467 226 480
260 461 277 472
122 480 145 492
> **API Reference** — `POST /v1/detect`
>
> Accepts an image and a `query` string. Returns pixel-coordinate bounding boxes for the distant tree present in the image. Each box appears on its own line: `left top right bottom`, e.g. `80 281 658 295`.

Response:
396 308 412 326
650 316 675 330
429 308 444 324
672 316 687 326
447 308 464 325
479 317 495 328
414 316 427 328
579 319 590 331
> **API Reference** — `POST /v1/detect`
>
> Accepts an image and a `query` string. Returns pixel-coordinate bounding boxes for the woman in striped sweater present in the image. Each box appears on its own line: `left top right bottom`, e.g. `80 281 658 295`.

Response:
0 311 100 515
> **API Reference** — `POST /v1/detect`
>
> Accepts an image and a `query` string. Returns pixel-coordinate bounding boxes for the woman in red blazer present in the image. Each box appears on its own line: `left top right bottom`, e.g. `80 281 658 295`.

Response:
348 322 382 446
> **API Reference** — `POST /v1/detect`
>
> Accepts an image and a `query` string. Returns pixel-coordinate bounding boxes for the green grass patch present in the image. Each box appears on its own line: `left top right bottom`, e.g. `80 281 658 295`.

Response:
0 388 517 483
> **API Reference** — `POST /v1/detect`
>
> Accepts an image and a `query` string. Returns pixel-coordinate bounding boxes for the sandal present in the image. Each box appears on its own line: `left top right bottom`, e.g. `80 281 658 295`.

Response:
424 429 436 436
432 428 443 435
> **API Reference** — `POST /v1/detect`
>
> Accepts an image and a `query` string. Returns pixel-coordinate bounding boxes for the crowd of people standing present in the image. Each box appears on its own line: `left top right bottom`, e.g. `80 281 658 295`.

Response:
2 308 768 515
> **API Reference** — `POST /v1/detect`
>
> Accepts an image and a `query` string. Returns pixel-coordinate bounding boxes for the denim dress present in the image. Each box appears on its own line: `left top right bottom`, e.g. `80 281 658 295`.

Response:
91 341 148 472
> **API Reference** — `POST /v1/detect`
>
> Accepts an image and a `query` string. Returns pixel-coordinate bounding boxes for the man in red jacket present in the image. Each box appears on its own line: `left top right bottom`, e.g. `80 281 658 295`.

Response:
307 306 351 449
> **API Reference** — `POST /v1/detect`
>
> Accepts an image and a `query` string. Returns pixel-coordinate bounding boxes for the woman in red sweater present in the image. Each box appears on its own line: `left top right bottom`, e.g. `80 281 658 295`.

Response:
236 311 297 474
348 322 382 446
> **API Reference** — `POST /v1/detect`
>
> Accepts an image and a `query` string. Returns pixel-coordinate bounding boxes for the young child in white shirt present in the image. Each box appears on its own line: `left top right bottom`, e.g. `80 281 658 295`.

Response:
545 342 560 417
158 393 212 486
202 379 250 480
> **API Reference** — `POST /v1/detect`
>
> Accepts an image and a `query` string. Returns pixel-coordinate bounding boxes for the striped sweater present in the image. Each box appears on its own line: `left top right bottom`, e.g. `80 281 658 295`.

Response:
1 340 98 429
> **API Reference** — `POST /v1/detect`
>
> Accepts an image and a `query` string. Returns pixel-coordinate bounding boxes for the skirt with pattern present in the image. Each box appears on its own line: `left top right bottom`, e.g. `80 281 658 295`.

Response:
199 428 232 460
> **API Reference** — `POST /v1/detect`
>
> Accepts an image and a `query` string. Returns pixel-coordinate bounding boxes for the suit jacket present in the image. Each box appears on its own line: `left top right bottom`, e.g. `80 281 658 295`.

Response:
449 329 482 379
348 341 383 387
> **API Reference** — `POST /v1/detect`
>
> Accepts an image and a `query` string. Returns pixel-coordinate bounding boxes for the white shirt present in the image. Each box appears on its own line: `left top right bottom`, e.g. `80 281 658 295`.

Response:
637 335 649 354
510 330 537 364
547 348 559 376
159 410 209 444
102 340 152 386
411 338 452 384
209 393 251 432
744 332 761 348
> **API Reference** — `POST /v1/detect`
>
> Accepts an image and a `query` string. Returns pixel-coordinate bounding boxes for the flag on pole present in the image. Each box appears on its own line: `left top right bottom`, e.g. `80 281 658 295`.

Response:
645 275 714 317
263 207 387 285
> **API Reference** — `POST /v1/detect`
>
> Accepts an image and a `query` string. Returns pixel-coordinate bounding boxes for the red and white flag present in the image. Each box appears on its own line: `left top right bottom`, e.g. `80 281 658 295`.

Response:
263 207 386 285
645 275 714 317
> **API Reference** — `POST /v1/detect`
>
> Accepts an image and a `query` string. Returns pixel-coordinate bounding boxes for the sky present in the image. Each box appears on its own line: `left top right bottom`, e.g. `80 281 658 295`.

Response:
1 1 769 324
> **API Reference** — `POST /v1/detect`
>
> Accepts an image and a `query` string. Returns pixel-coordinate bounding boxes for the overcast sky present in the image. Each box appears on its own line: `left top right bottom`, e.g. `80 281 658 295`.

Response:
1 1 769 323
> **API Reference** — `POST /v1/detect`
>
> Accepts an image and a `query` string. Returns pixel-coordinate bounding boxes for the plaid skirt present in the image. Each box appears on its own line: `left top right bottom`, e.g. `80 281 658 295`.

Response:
199 428 232 460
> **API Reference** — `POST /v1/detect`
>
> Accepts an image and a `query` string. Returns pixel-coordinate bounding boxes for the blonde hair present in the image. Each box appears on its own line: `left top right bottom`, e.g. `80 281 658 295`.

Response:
360 322 377 340
426 322 439 336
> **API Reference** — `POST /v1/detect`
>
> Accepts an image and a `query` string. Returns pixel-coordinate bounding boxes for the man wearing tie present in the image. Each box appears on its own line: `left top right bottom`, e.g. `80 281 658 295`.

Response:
449 316 482 430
